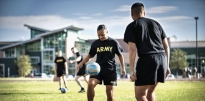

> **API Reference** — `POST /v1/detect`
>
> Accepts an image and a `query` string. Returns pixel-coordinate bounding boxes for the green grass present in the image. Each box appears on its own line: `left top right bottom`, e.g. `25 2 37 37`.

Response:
0 79 205 101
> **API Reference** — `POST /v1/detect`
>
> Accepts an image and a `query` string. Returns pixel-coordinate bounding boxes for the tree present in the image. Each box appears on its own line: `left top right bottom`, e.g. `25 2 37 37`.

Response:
170 49 189 77
15 55 33 77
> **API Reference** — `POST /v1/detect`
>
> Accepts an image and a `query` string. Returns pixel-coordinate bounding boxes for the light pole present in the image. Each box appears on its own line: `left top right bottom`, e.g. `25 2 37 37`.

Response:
195 17 199 73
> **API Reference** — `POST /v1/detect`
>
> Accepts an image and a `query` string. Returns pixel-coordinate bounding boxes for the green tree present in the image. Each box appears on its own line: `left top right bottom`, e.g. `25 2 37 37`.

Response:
15 55 33 77
170 49 189 77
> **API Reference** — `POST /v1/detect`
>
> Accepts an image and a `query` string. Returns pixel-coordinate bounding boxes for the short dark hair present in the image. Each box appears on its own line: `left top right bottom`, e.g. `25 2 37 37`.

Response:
97 24 107 31
71 47 74 50
131 2 144 15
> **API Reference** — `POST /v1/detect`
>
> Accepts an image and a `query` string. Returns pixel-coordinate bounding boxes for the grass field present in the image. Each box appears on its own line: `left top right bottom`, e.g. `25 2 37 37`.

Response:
0 79 205 101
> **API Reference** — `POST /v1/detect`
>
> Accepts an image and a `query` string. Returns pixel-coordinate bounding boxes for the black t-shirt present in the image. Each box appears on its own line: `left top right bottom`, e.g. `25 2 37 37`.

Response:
89 37 123 72
75 52 84 64
124 17 167 57
54 56 66 70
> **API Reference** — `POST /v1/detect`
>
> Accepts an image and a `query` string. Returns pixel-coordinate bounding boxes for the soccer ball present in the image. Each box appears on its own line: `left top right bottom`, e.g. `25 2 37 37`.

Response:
61 88 67 93
86 62 101 75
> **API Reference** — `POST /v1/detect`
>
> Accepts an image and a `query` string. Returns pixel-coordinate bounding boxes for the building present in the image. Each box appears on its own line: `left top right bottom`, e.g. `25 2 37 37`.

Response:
0 24 91 77
0 24 205 78
170 40 205 75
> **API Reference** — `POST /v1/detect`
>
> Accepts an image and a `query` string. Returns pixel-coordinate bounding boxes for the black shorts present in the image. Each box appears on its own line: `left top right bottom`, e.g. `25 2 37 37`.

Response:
77 64 87 77
135 53 167 86
57 69 66 77
90 71 117 86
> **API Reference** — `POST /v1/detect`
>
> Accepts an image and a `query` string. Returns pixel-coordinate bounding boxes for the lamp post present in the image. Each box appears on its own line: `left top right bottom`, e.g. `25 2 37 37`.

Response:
195 17 199 73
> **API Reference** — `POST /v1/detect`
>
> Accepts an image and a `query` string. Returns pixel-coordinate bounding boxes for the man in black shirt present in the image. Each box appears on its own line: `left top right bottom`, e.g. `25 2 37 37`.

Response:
77 24 126 101
54 50 68 90
123 2 170 101
70 47 89 93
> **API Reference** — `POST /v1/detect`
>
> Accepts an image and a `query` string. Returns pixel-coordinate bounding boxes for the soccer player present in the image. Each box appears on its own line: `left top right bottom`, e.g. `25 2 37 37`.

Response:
77 24 126 101
54 50 68 90
123 2 170 101
70 47 89 93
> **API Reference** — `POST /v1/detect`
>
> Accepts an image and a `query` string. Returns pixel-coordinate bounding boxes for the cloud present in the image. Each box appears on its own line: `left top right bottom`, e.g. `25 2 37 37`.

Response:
0 15 78 30
0 14 193 40
111 5 177 14
146 6 177 14
0 15 131 31
157 16 192 21
79 16 93 20
111 5 130 12
72 13 86 16
92 13 102 16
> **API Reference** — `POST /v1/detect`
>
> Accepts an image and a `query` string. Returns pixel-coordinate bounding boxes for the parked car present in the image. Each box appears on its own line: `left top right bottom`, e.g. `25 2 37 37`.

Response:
34 73 48 78
167 74 175 79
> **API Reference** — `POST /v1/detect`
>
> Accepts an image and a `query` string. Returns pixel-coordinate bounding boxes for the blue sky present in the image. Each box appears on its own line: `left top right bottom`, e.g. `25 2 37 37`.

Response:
0 0 204 41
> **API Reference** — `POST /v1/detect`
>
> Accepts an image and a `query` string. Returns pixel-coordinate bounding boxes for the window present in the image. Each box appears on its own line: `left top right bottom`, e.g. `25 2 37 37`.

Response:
4 48 15 57
26 41 41 51
16 45 24 57
43 32 67 55
30 57 39 64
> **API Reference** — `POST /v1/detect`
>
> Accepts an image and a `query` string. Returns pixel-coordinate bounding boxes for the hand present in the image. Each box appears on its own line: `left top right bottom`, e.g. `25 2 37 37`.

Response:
77 63 83 70
166 68 171 78
130 72 136 82
69 60 74 63
121 69 126 78
66 71 68 75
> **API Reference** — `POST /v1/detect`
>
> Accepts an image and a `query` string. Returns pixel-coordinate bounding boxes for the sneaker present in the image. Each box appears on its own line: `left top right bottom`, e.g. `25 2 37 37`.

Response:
78 89 85 93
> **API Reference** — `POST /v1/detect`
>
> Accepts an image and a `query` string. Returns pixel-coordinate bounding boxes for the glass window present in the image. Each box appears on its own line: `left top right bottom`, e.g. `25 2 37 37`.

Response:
16 45 24 57
43 65 53 75
30 57 39 64
43 51 54 63
43 31 67 55
26 41 41 51
5 48 15 57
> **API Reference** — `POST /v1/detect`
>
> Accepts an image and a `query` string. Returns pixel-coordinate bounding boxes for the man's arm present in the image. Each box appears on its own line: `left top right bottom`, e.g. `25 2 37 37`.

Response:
118 54 126 77
70 56 81 63
162 37 170 77
54 63 57 75
128 42 137 82
77 54 92 69
64 62 68 75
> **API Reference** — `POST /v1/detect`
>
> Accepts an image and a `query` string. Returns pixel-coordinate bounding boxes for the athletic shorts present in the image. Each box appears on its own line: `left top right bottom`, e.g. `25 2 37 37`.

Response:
90 70 117 86
135 53 167 86
57 69 66 77
77 64 87 77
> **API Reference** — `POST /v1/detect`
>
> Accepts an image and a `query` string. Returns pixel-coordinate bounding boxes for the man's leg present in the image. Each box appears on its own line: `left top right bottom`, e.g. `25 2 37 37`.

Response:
75 76 83 88
59 76 63 89
135 85 148 101
75 76 86 92
147 83 158 101
84 75 89 84
135 84 158 101
106 85 114 101
62 75 68 88
87 78 99 101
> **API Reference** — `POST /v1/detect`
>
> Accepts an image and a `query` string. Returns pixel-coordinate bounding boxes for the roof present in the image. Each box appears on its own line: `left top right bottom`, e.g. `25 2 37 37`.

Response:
170 41 205 48
0 25 84 50
24 24 50 32
35 25 83 38
0 37 41 50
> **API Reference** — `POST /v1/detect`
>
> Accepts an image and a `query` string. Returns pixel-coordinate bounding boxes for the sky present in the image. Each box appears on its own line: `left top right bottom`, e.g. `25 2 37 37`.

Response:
0 0 205 41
